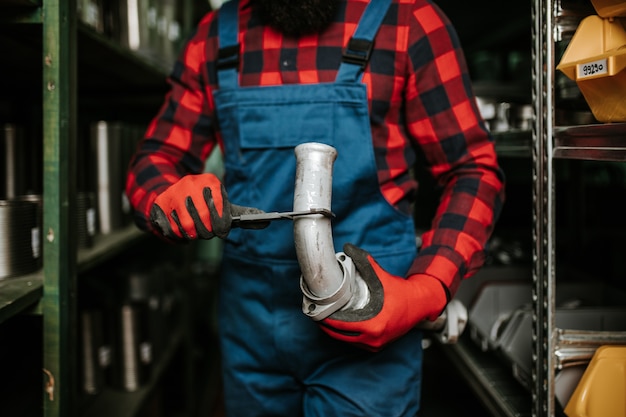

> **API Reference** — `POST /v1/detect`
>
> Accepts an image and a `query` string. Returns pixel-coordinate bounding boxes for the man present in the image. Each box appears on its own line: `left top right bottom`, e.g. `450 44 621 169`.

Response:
126 0 505 416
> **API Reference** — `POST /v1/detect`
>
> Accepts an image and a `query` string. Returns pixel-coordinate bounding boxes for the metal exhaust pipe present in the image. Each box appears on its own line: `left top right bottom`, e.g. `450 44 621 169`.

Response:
293 143 369 321
292 143 467 342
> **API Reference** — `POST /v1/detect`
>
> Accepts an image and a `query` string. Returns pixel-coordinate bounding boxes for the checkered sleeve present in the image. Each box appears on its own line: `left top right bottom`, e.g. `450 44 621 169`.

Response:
125 13 219 233
403 2 505 295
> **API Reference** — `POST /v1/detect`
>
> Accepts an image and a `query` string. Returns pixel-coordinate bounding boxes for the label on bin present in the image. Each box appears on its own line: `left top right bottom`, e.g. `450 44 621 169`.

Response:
577 58 608 79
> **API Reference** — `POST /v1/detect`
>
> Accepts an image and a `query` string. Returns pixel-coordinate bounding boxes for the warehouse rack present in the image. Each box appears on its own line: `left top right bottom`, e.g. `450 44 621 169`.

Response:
0 1 217 417
532 1 626 416
4 1 626 416
440 1 626 416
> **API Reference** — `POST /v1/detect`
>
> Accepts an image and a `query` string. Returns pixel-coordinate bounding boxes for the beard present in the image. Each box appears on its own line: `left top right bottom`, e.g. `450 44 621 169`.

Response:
254 0 340 37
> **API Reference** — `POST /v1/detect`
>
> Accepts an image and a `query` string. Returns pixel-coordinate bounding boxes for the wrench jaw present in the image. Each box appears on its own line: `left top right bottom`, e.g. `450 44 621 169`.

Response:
278 208 335 220
231 208 335 227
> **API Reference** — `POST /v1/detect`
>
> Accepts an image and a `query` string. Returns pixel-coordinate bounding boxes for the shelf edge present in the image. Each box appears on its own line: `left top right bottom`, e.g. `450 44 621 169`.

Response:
78 226 147 273
0 272 43 324
441 338 532 417
81 327 184 417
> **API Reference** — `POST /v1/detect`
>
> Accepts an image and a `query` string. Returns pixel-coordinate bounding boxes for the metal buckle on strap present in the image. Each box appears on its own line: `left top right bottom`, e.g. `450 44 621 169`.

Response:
342 38 374 68
217 44 240 70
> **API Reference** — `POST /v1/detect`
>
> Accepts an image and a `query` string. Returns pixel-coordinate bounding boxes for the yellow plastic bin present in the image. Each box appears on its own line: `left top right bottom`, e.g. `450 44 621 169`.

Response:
564 345 626 417
557 15 626 122
592 0 626 18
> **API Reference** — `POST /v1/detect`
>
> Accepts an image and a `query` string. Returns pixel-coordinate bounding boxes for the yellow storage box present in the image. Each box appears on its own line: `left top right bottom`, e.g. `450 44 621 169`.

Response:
564 345 626 417
556 15 626 122
592 0 626 18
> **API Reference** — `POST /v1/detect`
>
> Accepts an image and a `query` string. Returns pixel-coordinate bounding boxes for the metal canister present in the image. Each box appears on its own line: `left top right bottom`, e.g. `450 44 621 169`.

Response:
77 192 97 249
1 124 22 200
0 200 40 279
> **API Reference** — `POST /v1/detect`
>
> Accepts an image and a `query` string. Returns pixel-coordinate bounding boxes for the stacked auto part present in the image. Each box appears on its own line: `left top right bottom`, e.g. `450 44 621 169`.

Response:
456 267 626 409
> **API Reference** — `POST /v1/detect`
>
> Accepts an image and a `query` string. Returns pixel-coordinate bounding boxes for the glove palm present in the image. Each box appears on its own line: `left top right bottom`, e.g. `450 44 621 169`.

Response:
321 243 449 351
150 173 264 240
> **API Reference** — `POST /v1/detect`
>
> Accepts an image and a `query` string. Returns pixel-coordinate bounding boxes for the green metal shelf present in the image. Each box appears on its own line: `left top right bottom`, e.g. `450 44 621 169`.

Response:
77 21 170 120
77 226 147 274
0 1 201 416
0 227 147 327
0 272 43 324
81 328 184 417
0 0 41 5
77 21 171 92
0 7 42 23
78 20 171 120
0 22 169 94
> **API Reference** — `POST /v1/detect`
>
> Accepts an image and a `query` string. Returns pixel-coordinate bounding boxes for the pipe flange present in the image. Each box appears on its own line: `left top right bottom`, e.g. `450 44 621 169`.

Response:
300 253 356 321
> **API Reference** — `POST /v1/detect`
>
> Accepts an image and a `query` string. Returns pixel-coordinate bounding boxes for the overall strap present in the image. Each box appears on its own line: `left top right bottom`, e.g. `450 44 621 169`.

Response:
335 0 392 83
217 0 240 88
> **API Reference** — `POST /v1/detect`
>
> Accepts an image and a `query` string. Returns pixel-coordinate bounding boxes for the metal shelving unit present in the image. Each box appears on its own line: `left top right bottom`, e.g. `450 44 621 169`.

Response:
0 227 146 325
435 2 626 416
0 0 41 6
77 226 146 273
1 1 209 416
81 328 184 417
0 273 43 323
533 1 626 416
554 123 626 161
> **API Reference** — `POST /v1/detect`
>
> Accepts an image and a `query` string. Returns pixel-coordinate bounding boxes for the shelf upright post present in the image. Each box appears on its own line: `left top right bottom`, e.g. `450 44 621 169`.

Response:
41 0 78 416
532 0 557 416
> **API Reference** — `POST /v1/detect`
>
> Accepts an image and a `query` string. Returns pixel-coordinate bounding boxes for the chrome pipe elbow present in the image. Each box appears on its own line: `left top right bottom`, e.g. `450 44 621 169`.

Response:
292 143 464 340
293 143 358 320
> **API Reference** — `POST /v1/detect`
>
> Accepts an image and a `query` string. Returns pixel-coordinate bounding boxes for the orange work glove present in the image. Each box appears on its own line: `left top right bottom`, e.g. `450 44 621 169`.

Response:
320 243 450 351
150 173 264 240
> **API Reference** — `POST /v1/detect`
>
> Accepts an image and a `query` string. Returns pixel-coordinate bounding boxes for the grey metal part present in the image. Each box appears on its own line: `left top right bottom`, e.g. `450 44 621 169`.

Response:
292 142 369 320
231 208 334 226
300 252 357 320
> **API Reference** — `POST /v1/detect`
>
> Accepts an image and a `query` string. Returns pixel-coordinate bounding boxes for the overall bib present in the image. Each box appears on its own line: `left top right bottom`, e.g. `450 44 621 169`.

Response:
213 1 423 415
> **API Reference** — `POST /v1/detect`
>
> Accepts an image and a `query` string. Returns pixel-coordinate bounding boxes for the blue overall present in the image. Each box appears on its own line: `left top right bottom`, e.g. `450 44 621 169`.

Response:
213 1 423 415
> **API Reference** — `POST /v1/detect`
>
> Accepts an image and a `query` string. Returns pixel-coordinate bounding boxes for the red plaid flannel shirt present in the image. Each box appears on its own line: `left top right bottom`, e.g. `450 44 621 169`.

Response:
126 0 505 294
